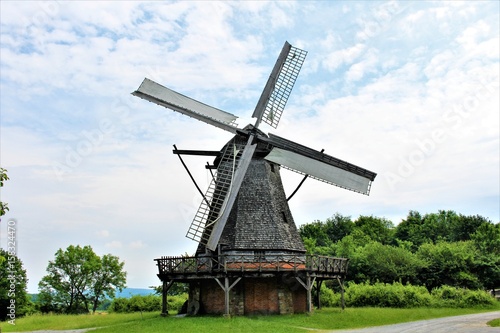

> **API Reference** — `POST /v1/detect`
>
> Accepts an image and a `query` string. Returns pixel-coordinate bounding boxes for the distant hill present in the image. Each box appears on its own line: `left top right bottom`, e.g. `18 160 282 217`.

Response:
29 287 156 302
115 287 156 298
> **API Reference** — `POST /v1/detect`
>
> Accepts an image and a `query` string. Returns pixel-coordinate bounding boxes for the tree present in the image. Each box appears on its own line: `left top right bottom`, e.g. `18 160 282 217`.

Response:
394 210 458 249
394 210 425 248
451 214 490 242
0 249 32 321
416 241 481 290
89 254 127 313
0 167 9 216
0 169 32 320
353 215 394 244
471 222 500 290
38 245 126 313
323 213 354 243
299 214 354 247
348 241 424 284
299 220 331 247
420 210 457 243
151 283 188 296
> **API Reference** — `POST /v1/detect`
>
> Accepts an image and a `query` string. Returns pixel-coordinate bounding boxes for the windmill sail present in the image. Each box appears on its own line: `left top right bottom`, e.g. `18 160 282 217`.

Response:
263 134 376 195
253 42 307 128
185 139 245 245
206 135 257 251
133 78 239 133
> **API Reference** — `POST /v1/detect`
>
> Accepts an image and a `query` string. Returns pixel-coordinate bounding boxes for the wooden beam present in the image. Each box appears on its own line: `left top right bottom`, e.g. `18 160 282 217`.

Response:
316 280 323 309
336 277 345 311
214 277 242 317
161 280 174 316
173 145 210 206
173 149 220 156
296 274 316 313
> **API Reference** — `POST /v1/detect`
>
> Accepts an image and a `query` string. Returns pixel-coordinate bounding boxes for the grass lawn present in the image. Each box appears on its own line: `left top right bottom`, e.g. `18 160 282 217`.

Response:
2 306 499 333
0 312 157 332
488 318 500 327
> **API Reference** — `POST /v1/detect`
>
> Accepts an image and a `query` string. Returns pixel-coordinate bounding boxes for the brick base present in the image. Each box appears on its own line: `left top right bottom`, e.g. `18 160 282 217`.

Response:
192 275 307 315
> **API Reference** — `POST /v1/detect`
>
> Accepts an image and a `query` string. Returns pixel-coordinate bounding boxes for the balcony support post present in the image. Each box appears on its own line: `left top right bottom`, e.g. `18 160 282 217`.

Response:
215 276 242 317
161 280 174 316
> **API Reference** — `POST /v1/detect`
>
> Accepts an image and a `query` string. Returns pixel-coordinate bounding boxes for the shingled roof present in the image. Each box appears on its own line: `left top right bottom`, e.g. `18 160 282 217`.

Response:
219 157 306 252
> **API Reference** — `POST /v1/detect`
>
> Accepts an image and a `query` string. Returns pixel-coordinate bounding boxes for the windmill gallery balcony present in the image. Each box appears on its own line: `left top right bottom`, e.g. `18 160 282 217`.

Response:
155 254 348 279
154 254 349 315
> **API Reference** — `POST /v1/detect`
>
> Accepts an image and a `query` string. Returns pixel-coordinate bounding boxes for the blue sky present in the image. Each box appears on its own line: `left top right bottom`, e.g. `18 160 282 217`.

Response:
0 1 498 292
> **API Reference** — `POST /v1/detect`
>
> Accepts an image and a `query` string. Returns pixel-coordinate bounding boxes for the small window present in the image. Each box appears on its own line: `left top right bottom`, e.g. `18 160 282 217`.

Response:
270 164 275 173
281 211 288 224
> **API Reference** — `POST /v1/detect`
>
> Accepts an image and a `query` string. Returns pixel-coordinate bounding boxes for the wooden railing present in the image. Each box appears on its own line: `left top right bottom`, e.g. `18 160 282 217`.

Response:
155 254 348 277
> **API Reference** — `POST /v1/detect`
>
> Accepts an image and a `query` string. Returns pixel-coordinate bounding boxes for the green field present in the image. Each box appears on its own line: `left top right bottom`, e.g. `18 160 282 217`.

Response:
2 306 499 333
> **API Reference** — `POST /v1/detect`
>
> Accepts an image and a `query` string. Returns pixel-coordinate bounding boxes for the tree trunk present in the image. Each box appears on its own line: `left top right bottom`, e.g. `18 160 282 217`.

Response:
92 296 99 314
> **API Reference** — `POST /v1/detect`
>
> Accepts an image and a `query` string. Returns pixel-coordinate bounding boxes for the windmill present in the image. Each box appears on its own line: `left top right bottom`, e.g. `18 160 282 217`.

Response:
133 41 376 315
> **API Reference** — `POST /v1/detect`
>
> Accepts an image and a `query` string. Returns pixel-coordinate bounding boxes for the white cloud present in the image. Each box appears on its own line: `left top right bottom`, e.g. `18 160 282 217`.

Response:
323 43 366 71
130 241 146 249
96 230 109 238
105 241 123 249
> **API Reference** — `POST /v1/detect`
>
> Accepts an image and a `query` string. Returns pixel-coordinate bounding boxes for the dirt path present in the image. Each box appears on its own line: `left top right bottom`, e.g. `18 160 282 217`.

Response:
330 311 500 333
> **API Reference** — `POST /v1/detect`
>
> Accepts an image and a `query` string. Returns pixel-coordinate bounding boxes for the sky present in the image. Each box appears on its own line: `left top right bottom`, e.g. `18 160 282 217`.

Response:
0 1 498 293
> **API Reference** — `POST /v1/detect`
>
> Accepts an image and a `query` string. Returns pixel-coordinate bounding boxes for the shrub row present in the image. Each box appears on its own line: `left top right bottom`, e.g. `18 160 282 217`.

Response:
109 294 187 313
325 282 496 308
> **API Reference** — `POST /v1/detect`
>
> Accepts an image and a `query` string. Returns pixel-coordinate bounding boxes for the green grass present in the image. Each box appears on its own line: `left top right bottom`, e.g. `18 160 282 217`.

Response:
2 306 499 333
488 318 500 327
0 312 157 332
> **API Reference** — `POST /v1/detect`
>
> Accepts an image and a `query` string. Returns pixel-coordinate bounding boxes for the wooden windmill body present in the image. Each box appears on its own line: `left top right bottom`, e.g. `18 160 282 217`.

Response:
133 42 376 315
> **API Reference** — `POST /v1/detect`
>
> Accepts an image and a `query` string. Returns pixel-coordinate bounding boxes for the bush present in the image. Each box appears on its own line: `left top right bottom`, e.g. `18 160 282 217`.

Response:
109 297 130 313
109 293 188 313
168 294 188 313
343 282 431 308
109 295 159 313
318 283 337 307
431 286 496 307
329 282 495 308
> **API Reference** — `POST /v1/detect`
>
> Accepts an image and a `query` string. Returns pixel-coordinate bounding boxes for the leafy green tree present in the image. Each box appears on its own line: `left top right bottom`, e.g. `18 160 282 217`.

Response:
0 168 9 216
301 210 499 292
421 210 457 242
471 220 500 255
299 221 331 247
394 210 425 248
331 229 371 258
0 169 33 320
394 210 460 249
0 249 33 321
89 254 127 313
38 245 126 313
353 215 394 244
471 222 500 290
451 214 491 242
323 213 354 243
349 241 424 284
416 241 481 290
151 283 188 296
299 213 354 247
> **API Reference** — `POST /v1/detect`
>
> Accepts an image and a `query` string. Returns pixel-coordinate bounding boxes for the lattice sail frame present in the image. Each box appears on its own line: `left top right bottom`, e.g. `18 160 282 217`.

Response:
185 140 246 245
253 43 307 129
263 45 307 128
